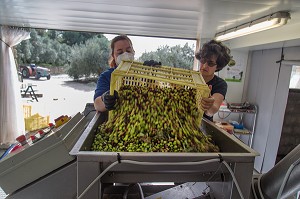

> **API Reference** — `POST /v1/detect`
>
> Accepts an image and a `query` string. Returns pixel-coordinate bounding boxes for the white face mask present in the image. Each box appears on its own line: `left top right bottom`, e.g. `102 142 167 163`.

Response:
116 52 134 66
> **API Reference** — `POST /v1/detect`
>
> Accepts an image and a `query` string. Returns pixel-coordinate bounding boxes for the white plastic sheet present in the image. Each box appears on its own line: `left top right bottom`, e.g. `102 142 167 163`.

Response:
0 26 30 145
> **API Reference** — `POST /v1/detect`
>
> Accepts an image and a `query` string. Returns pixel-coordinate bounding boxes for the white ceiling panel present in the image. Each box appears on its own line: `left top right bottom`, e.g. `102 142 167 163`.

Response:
0 0 300 49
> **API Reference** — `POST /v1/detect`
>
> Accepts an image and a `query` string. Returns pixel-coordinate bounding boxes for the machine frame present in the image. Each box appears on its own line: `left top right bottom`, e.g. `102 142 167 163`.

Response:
71 112 259 199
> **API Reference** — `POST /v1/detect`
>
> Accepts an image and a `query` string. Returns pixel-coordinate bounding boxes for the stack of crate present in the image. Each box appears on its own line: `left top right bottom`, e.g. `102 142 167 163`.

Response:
23 105 49 131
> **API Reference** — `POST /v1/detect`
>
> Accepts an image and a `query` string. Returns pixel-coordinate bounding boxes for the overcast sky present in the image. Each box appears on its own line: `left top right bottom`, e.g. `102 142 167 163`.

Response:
104 34 197 58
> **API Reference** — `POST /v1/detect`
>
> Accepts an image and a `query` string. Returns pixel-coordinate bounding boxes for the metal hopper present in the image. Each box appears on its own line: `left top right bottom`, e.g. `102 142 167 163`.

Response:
70 112 259 199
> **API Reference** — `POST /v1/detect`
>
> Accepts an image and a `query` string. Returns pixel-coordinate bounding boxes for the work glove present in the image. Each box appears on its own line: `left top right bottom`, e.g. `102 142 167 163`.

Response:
143 60 162 67
101 90 119 110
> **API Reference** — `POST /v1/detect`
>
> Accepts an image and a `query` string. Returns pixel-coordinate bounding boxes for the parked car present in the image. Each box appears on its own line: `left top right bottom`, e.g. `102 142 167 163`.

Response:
20 64 51 80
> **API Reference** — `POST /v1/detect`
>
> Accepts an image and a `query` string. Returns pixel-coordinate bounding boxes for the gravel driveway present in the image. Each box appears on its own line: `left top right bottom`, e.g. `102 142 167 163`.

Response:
21 74 96 122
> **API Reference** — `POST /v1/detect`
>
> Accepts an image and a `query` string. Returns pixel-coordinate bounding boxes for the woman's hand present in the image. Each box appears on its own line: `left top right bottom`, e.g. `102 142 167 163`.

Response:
143 60 161 67
101 90 119 110
201 85 214 111
201 96 215 111
201 85 225 117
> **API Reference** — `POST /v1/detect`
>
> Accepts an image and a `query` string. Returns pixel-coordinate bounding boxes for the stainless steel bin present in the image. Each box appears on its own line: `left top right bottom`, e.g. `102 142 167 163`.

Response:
71 112 259 199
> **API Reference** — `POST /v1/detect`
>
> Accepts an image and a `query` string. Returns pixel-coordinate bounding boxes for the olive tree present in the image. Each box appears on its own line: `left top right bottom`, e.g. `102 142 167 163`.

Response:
138 43 195 70
67 36 110 79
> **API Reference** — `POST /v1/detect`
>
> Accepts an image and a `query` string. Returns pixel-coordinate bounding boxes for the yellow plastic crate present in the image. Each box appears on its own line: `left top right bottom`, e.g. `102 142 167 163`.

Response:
23 105 32 118
24 113 50 132
110 60 210 125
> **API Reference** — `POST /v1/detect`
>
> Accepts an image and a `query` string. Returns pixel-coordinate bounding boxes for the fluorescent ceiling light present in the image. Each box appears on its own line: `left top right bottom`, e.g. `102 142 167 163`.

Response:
215 11 291 41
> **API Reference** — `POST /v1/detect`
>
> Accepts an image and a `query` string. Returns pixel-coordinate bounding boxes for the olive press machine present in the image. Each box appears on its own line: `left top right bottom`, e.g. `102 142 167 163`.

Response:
0 110 93 199
70 112 259 199
1 108 299 199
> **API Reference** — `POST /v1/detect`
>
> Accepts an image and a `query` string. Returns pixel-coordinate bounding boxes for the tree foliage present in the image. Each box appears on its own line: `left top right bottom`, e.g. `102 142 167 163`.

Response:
16 29 71 67
61 31 103 46
138 43 195 69
16 40 32 63
15 28 196 80
15 29 106 76
67 36 110 79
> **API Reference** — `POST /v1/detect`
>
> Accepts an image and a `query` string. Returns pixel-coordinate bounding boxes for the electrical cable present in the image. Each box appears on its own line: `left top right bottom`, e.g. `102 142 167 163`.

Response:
136 183 144 199
219 164 226 199
78 159 220 199
201 163 223 195
123 183 145 199
254 157 300 199
276 158 300 199
251 176 259 199
77 158 245 199
217 99 231 120
257 175 265 199
218 111 231 120
123 185 130 199
77 161 119 199
222 161 245 199
201 163 227 198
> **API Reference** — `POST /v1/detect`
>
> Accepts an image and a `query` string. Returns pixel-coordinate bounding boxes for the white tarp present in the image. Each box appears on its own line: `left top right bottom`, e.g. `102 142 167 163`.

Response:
0 26 30 145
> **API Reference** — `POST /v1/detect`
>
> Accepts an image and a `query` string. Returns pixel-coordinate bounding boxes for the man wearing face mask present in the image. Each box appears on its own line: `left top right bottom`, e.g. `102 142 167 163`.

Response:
94 35 135 112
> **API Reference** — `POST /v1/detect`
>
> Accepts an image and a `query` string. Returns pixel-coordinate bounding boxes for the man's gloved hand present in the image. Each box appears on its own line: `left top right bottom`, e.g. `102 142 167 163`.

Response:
143 60 162 67
101 90 119 110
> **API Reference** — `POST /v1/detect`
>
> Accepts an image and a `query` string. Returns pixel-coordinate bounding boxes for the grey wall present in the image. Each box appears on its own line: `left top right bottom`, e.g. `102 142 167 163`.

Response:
214 50 249 123
245 47 298 173
277 89 300 163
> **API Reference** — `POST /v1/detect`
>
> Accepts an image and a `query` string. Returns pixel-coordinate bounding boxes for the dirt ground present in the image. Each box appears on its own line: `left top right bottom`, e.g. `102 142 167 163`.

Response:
21 74 96 123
